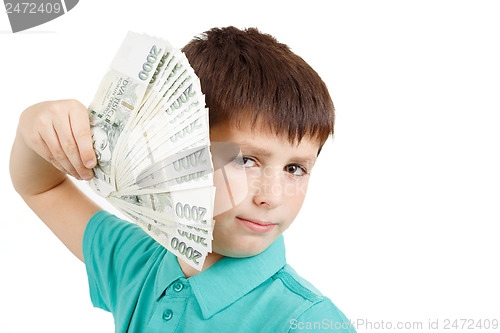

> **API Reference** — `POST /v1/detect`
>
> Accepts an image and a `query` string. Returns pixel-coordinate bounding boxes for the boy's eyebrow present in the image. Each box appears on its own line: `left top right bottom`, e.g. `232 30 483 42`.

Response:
237 142 317 165
238 142 272 157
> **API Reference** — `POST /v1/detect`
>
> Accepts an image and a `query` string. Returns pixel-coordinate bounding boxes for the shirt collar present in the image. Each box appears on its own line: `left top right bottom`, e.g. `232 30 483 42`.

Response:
154 250 186 300
154 235 286 319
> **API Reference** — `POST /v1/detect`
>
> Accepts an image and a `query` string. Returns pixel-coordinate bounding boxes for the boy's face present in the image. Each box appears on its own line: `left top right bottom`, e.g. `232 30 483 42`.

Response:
209 120 320 258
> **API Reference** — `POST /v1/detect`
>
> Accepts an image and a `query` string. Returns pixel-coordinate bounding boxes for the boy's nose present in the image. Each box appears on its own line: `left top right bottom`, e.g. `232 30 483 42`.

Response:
251 167 285 208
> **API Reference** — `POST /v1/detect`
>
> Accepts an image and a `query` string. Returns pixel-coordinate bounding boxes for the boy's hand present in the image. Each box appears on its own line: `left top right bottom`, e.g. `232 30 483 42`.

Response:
11 99 102 262
19 99 97 181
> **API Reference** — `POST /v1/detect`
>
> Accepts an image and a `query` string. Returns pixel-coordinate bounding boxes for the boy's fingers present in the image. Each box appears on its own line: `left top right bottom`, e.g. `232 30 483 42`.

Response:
40 126 80 180
32 134 72 176
53 115 93 180
68 102 96 170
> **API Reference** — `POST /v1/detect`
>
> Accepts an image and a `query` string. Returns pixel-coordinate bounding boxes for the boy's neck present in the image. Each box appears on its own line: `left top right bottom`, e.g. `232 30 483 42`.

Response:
177 252 225 278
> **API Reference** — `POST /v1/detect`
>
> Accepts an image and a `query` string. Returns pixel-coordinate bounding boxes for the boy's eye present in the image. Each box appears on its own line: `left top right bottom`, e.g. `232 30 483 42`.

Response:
232 157 307 176
285 164 307 176
233 156 256 167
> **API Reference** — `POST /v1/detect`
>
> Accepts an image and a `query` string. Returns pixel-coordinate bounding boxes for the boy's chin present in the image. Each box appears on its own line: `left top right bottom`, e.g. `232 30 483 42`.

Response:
212 236 276 258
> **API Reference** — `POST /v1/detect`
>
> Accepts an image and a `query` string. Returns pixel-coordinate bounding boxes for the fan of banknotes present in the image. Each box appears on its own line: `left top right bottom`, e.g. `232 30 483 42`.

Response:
87 32 216 270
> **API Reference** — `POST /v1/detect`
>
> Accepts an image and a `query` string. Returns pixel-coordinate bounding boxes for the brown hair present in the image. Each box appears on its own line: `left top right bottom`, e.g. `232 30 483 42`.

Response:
182 26 334 150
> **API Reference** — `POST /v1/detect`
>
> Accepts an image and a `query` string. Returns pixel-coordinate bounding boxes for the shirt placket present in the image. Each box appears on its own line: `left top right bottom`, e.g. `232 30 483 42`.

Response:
147 278 190 332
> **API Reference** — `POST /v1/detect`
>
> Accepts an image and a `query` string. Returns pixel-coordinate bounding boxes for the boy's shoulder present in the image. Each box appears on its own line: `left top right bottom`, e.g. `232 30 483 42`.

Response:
275 264 325 299
271 264 355 331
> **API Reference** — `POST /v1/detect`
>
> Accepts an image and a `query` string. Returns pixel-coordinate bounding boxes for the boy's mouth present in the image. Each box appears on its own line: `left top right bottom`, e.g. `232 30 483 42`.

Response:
238 217 274 225
236 217 277 233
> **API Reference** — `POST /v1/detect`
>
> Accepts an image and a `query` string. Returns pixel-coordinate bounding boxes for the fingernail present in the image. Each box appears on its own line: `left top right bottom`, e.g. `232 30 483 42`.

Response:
85 160 95 168
82 174 93 180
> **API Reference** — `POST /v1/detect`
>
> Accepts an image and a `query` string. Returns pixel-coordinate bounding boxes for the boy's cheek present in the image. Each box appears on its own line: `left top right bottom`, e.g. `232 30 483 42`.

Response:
245 174 310 199
212 166 248 216
212 169 310 215
285 177 310 198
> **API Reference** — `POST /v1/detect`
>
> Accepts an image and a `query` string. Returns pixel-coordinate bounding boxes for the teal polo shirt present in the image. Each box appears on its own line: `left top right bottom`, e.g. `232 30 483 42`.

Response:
83 210 356 332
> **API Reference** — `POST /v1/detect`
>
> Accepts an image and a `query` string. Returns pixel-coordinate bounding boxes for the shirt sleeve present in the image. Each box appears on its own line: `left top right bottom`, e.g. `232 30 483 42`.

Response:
82 210 160 312
289 299 356 332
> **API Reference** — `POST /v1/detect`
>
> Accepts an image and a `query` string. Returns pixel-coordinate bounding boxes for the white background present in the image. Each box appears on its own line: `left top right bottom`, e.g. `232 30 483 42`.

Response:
1 1 499 332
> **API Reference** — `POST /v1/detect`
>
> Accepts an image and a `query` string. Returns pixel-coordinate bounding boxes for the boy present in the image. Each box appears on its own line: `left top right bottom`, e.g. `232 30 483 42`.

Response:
10 26 355 332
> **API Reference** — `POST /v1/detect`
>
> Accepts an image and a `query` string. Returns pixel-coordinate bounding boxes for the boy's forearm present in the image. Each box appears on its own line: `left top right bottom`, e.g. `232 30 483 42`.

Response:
10 129 67 197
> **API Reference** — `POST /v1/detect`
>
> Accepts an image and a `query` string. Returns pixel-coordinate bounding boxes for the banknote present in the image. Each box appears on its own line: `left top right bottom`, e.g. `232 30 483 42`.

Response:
115 105 208 187
111 186 214 230
115 82 205 184
117 112 210 188
118 207 209 270
88 32 168 197
87 31 217 271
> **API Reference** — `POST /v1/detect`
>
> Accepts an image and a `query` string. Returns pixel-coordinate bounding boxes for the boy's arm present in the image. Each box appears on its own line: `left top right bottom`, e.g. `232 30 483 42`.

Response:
10 99 101 263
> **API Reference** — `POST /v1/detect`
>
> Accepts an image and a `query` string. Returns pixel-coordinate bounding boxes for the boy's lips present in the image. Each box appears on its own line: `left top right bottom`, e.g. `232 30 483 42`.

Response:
237 216 275 225
236 217 277 233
